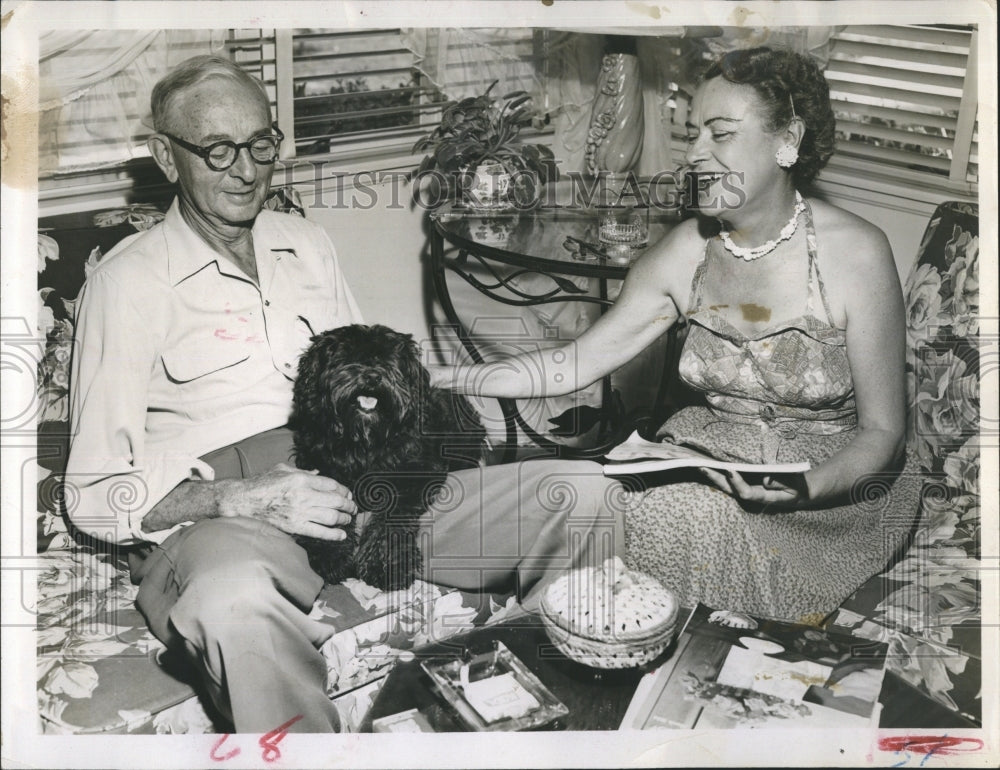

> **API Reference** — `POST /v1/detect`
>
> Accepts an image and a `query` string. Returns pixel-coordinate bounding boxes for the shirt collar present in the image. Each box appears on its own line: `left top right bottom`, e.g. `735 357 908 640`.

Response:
163 198 296 286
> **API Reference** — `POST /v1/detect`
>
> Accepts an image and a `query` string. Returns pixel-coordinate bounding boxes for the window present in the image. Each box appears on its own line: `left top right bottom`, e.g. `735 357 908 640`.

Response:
228 28 545 162
37 28 546 178
37 30 227 175
825 25 979 188
666 25 979 194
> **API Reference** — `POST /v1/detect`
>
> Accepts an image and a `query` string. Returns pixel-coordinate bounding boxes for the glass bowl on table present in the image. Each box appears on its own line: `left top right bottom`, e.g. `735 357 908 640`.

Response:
540 557 680 670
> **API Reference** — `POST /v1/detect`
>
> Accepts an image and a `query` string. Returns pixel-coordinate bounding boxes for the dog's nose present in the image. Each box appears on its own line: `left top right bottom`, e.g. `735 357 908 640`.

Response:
362 371 381 388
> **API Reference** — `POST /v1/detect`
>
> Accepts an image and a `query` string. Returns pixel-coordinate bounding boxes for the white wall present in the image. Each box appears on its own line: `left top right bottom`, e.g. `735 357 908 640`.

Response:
296 175 434 344
811 168 975 287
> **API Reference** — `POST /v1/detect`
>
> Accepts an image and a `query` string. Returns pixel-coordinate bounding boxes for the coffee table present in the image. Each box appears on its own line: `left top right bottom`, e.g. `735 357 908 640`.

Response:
360 614 979 732
361 614 661 732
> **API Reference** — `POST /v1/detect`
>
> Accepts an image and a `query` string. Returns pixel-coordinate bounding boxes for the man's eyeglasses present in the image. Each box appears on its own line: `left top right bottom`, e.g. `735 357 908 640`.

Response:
160 123 284 171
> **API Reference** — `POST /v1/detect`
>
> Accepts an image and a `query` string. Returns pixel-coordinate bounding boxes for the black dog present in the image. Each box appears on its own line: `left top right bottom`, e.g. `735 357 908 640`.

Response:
289 324 486 590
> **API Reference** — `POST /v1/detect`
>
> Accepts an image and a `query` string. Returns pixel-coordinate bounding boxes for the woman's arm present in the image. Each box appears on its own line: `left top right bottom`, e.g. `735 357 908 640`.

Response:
431 222 703 399
800 222 907 502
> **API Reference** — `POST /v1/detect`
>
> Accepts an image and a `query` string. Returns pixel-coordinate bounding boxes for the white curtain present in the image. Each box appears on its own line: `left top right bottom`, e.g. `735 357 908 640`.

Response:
401 28 543 101
39 30 226 172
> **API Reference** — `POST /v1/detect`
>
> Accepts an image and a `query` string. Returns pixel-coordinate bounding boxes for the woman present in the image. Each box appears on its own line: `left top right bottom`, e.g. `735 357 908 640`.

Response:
432 47 920 622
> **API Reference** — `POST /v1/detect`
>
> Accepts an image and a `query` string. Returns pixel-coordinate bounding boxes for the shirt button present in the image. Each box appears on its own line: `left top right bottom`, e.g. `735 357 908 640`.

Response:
264 300 271 306
284 363 291 369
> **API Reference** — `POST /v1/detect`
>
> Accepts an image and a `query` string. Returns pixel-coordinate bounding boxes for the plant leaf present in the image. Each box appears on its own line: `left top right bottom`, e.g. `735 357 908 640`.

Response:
504 94 531 112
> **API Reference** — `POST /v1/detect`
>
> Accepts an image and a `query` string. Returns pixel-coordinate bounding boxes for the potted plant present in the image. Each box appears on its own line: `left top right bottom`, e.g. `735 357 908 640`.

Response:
411 81 558 209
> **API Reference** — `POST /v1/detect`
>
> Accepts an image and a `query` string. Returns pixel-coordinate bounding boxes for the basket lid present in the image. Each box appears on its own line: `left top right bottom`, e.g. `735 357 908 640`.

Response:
540 557 679 644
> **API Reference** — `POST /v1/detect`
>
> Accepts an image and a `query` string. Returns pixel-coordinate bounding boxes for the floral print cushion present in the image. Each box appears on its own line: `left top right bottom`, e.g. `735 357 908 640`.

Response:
36 531 520 734
36 543 195 734
830 201 981 725
39 432 518 734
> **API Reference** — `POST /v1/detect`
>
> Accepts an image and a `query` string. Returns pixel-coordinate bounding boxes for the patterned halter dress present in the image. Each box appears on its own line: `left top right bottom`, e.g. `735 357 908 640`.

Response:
623 201 921 622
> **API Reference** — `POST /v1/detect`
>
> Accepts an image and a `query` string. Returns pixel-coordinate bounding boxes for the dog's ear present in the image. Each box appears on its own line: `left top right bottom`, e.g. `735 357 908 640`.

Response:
377 326 418 358
290 331 347 471
313 328 344 350
383 326 426 382
291 337 323 429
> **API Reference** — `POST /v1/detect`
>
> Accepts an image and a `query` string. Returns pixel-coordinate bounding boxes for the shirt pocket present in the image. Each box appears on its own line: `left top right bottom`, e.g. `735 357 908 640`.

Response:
161 342 251 384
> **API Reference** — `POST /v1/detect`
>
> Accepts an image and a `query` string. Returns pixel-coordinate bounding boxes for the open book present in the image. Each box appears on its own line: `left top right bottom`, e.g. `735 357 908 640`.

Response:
602 431 810 476
620 604 888 730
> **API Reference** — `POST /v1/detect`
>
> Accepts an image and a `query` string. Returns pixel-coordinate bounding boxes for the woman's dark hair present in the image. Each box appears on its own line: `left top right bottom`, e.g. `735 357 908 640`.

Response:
702 47 836 187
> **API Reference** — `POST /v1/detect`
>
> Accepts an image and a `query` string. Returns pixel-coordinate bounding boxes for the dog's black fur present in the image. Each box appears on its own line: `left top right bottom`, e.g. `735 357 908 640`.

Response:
289 324 486 590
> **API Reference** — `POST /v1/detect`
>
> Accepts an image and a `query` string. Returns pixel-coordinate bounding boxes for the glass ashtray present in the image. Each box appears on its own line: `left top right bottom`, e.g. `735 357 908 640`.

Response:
420 641 569 731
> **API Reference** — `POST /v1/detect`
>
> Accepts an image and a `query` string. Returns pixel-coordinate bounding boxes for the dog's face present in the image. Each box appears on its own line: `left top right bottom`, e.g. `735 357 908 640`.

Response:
292 324 427 449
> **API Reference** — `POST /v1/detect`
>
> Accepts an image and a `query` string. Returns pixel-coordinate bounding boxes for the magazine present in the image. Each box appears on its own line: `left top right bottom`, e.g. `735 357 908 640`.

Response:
602 431 810 476
620 604 888 730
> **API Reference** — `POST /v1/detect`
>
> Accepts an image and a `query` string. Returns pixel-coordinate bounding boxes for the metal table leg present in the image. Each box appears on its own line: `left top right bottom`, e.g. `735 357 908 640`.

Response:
430 229 522 462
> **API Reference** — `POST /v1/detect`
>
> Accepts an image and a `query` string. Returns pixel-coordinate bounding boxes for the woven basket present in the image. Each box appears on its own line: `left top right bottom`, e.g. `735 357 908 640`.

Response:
540 558 679 669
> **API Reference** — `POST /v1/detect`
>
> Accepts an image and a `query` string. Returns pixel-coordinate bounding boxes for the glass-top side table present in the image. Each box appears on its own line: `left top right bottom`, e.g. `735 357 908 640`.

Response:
429 202 681 462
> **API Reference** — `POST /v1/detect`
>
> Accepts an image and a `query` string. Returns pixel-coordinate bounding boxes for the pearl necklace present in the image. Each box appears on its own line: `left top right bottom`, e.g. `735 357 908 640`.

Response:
719 191 806 261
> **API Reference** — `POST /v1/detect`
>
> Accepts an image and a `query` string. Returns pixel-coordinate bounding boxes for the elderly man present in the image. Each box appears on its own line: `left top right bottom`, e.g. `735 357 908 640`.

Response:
67 55 622 734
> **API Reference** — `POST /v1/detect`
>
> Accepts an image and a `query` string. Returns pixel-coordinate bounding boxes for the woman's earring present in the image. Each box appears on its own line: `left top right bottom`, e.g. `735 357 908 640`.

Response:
775 144 799 168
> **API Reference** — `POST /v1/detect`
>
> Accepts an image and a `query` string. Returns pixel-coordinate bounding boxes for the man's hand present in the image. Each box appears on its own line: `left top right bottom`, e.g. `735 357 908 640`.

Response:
221 463 357 540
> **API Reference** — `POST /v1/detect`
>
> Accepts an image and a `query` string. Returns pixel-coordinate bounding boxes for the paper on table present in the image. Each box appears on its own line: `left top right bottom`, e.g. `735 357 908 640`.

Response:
463 672 541 723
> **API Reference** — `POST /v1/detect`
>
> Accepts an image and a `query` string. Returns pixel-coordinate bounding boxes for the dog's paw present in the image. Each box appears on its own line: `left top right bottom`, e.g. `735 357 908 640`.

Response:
355 559 414 592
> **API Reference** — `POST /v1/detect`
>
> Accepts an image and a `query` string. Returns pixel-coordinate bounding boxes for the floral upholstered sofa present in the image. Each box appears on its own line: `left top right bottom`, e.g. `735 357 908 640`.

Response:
829 201 983 727
35 197 983 733
35 194 522 735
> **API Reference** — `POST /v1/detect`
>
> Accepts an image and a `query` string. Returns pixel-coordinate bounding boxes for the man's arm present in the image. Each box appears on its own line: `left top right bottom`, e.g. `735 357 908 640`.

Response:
67 270 204 545
141 463 356 541
68 270 356 544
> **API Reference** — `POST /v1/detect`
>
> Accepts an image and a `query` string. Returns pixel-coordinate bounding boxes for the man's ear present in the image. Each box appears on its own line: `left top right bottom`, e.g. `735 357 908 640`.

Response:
148 134 179 183
782 116 807 150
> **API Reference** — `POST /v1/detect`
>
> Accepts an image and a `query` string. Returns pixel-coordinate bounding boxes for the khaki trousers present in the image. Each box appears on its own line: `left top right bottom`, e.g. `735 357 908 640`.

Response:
131 427 624 733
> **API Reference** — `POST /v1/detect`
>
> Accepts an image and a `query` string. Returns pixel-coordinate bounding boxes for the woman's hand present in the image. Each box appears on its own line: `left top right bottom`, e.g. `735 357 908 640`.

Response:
698 469 809 511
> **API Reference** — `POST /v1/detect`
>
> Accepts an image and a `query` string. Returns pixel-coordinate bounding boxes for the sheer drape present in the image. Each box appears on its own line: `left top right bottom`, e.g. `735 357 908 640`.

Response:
39 27 837 174
401 28 543 100
39 30 225 172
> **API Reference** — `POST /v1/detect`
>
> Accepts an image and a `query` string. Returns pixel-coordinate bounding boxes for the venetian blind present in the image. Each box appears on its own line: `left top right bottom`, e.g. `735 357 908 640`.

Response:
665 25 979 191
229 28 544 161
825 24 979 186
